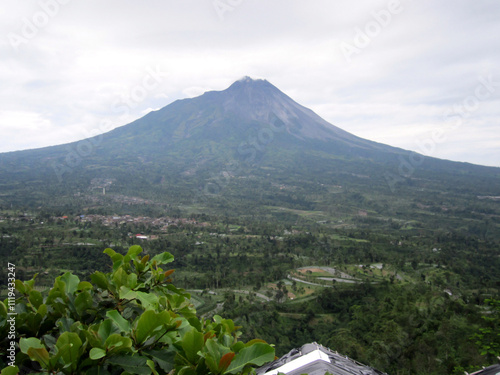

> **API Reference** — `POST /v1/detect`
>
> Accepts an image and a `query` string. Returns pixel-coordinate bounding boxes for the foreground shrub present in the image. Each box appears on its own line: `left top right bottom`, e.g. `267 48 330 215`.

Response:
0 246 275 374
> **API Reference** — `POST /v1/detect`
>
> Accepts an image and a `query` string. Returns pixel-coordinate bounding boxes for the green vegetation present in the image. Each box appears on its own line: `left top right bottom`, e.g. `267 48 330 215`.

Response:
0 246 274 374
1 210 499 374
472 298 500 360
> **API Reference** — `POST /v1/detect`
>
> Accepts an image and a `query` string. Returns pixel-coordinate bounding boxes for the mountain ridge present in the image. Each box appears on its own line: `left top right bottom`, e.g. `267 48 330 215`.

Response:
123 76 398 149
0 76 494 167
0 77 499 216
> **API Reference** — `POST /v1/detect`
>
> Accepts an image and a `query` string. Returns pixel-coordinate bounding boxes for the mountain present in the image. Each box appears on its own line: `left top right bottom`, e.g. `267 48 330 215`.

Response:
92 76 404 162
1 77 500 229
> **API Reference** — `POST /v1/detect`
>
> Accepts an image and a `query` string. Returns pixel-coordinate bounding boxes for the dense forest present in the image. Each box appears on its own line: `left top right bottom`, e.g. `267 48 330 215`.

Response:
1 206 499 374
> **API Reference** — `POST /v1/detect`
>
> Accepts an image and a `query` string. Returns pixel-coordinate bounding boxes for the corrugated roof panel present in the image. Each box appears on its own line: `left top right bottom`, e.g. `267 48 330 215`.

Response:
256 342 387 375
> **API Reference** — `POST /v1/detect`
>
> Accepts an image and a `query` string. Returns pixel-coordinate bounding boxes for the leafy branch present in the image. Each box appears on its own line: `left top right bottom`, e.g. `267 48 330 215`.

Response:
0 245 274 374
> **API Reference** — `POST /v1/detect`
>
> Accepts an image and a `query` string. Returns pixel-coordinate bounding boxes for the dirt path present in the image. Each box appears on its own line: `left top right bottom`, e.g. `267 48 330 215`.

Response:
189 289 271 302
232 289 272 302
297 266 357 280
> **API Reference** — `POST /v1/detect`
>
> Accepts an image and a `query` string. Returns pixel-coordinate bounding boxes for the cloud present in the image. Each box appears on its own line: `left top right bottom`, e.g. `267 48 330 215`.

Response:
0 110 59 151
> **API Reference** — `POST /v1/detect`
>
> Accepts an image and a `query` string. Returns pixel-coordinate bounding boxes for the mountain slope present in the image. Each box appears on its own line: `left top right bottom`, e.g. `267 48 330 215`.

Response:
97 76 403 160
0 77 499 226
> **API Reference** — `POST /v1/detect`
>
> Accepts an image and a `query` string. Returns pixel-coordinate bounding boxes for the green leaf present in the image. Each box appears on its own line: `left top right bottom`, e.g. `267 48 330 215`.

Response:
119 286 137 301
25 313 43 335
37 303 48 317
187 317 202 332
90 347 107 360
126 245 143 258
231 341 245 353
0 301 7 318
74 290 93 316
59 272 80 295
15 279 26 294
106 310 131 333
48 342 67 369
51 279 65 295
0 366 19 375
136 291 159 310
134 310 170 345
128 273 138 289
19 337 45 354
56 316 75 335
226 343 275 374
85 366 112 375
105 355 151 375
220 333 234 348
142 349 175 373
166 293 193 315
98 319 120 342
151 252 174 265
177 367 197 375
78 281 93 291
56 331 82 349
244 339 267 347
201 338 231 374
112 268 129 289
104 248 118 258
25 274 38 289
27 347 50 369
105 334 132 353
90 271 109 290
42 334 57 352
202 355 219 375
84 326 102 349
28 290 43 309
56 331 82 370
181 328 204 364
146 359 159 375
104 248 124 270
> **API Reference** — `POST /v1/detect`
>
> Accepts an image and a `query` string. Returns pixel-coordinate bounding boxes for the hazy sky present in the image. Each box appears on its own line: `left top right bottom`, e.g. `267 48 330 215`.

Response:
1 0 499 167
